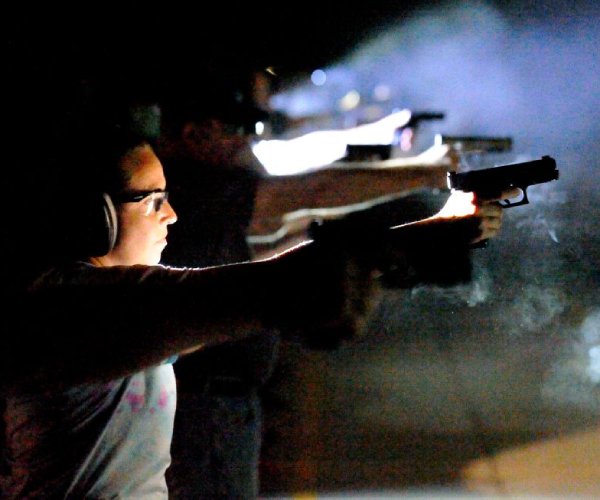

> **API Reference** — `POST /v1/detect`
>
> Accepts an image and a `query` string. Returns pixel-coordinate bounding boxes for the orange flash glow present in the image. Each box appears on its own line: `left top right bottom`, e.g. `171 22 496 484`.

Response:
435 190 477 218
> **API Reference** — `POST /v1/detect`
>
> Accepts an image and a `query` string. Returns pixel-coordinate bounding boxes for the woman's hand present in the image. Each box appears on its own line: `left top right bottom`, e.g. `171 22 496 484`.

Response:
434 188 522 244
472 188 522 243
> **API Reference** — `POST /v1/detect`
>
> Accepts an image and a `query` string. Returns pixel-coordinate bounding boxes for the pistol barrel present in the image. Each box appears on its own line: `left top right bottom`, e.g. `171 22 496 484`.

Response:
435 134 513 153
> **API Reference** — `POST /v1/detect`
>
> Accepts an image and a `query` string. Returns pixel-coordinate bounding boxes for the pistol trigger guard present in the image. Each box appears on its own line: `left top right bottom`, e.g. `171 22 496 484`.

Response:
499 187 529 208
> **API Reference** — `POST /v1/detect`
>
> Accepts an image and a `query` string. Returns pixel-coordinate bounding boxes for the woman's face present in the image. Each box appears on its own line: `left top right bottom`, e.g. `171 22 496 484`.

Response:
99 144 177 266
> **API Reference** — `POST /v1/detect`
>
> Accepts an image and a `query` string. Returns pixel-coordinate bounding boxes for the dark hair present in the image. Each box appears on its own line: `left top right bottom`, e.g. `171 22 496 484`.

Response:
45 104 154 200
4 80 157 287
71 127 150 195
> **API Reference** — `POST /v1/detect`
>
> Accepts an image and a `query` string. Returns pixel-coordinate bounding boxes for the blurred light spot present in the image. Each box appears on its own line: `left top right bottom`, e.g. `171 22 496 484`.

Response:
311 69 327 86
339 90 361 111
581 309 600 344
588 346 600 383
255 121 265 136
585 311 600 383
373 84 391 101
399 127 414 151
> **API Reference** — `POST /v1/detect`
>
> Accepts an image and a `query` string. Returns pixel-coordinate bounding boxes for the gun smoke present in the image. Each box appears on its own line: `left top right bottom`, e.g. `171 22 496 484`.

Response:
272 0 600 436
543 309 600 413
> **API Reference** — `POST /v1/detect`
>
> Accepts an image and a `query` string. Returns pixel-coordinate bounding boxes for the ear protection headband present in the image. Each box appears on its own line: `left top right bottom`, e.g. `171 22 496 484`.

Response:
79 192 118 258
54 191 119 260
13 190 119 277
96 193 118 256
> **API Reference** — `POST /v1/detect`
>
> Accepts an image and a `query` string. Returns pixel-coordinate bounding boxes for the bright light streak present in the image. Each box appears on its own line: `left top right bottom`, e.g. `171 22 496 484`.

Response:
251 109 412 175
311 69 327 86
343 108 412 144
252 132 349 174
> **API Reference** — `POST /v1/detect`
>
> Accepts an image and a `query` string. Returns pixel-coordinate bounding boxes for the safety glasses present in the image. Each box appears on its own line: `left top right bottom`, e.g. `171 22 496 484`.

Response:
114 189 169 216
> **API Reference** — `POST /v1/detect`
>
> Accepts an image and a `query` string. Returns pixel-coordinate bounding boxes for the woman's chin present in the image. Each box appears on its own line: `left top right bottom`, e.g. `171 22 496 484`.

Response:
143 251 164 266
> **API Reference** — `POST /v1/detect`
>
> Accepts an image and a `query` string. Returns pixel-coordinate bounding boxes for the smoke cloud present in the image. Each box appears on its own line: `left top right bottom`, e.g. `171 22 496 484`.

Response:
274 0 600 437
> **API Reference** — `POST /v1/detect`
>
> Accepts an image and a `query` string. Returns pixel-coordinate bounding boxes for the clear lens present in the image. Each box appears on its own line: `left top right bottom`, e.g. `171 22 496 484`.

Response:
139 192 168 216
117 190 168 216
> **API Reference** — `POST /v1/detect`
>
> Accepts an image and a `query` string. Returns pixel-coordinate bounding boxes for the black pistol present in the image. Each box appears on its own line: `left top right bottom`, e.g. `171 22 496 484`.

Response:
447 155 559 208
404 111 446 128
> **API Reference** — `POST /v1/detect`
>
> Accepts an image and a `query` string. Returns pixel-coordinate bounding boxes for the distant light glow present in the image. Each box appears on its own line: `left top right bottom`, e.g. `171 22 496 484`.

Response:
373 84 391 101
255 121 265 136
361 105 385 123
311 69 327 86
399 127 414 151
339 90 361 111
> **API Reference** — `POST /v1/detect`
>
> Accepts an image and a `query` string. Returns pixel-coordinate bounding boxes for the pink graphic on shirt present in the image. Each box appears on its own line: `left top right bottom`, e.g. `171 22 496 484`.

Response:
125 391 145 413
157 387 170 409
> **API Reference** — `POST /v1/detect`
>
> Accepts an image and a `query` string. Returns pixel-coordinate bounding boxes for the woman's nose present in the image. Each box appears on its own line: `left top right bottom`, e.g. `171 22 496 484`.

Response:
162 200 178 225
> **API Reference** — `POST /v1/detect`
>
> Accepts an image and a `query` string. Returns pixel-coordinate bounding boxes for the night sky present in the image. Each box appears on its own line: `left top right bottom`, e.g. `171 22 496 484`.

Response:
4 1 436 89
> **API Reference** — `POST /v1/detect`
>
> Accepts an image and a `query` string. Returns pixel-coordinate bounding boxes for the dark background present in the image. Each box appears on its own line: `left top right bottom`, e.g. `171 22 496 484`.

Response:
4 1 416 84
5 0 599 495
